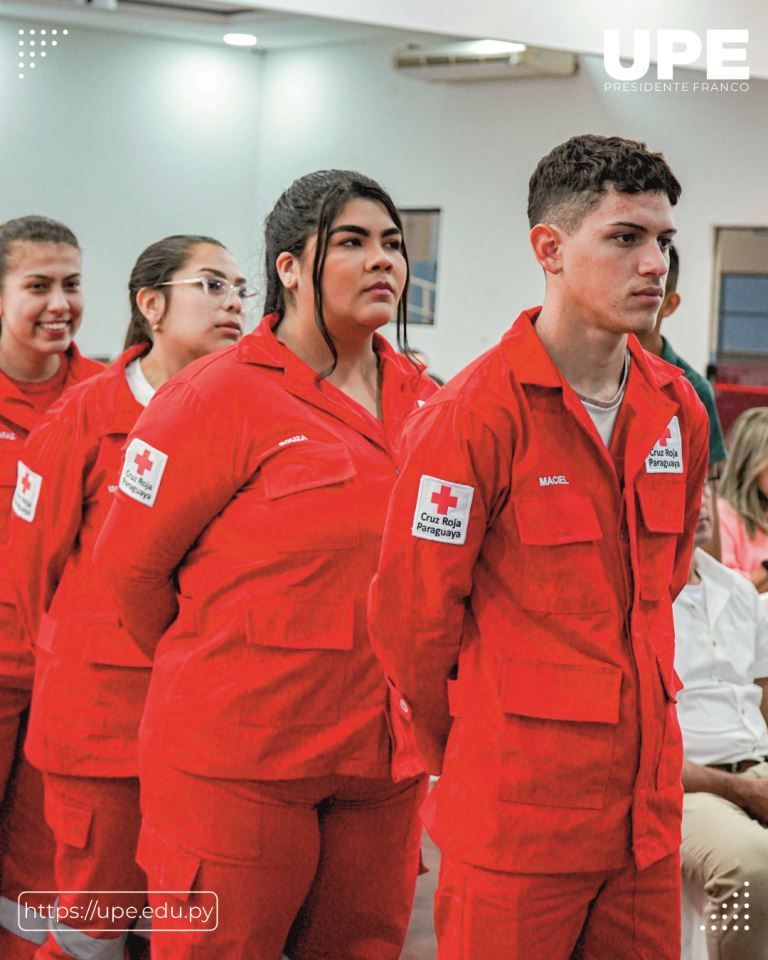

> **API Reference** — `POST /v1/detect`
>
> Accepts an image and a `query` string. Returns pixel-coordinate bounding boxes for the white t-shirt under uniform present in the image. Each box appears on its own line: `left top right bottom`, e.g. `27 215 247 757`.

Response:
674 547 768 766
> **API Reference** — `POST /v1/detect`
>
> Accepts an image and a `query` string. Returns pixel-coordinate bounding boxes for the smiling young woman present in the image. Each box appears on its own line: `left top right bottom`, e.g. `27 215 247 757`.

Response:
9 233 250 960
0 216 103 958
93 170 438 960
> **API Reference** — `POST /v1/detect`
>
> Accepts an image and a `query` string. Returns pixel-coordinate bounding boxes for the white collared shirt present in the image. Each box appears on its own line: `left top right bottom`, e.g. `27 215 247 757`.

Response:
674 547 768 765
124 358 156 408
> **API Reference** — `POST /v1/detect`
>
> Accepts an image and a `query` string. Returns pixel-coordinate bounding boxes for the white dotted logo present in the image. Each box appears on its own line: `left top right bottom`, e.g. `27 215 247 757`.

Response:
700 880 750 933
16 26 69 81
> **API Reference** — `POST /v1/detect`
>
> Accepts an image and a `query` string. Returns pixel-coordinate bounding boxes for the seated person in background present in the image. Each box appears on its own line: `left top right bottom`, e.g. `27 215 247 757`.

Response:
637 244 727 559
676 471 768 960
719 407 768 592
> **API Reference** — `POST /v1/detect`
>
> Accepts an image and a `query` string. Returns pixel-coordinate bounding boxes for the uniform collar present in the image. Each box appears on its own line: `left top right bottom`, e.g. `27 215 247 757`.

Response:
680 547 736 628
98 343 150 435
237 312 420 376
235 313 429 450
0 342 93 432
501 307 685 392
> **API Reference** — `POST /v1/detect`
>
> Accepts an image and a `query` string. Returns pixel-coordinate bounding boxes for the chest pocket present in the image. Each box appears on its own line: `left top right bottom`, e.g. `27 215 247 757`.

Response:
512 491 610 613
262 441 360 553
635 478 685 600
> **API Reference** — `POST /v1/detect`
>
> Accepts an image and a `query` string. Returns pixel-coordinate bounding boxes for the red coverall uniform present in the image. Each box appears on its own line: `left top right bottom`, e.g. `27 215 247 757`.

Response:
93 315 437 960
10 346 153 960
368 309 709 960
0 345 102 958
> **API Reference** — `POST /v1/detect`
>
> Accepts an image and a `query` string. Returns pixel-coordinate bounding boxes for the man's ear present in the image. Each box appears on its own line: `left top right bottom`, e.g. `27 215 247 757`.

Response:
529 223 565 276
658 290 681 320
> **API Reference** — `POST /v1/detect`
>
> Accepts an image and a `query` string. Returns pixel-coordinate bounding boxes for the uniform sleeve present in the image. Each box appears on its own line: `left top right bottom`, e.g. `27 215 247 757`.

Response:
93 379 249 657
368 399 510 774
8 405 88 643
670 399 710 601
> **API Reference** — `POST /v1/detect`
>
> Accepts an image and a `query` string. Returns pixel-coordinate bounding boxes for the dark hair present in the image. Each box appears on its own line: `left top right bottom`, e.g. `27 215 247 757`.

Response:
0 216 79 288
527 135 682 230
124 234 225 350
264 169 413 375
666 244 679 295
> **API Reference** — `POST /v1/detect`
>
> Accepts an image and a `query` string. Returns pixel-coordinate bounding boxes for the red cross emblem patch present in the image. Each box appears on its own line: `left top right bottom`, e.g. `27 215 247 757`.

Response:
12 461 42 523
119 438 169 507
412 474 474 545
645 416 684 474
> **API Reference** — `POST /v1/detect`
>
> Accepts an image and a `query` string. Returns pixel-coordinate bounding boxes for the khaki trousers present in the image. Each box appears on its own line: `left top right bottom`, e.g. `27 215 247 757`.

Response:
682 762 768 960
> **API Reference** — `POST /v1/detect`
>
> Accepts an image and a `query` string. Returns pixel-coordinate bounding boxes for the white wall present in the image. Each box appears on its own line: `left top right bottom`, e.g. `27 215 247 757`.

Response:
253 40 768 379
2 21 767 378
0 22 264 358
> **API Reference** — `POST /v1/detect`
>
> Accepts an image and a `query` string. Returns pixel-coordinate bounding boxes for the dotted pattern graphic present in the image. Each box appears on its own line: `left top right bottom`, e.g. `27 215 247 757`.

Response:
700 880 751 934
16 27 69 80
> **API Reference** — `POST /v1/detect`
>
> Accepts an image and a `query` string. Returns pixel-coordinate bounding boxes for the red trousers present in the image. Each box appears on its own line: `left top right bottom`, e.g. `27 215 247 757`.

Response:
34 774 146 960
434 851 681 960
138 759 427 960
0 698 56 959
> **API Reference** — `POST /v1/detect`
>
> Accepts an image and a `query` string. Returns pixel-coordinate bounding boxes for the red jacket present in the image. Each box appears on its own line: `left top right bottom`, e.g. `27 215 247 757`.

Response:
10 346 152 776
368 309 709 873
0 344 102 692
94 315 437 780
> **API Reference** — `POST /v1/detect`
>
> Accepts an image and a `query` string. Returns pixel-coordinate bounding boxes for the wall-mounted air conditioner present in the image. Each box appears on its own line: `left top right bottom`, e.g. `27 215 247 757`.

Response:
393 40 577 83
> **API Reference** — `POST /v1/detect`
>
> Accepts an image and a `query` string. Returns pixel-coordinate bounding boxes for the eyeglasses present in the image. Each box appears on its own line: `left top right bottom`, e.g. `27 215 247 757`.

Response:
157 277 258 302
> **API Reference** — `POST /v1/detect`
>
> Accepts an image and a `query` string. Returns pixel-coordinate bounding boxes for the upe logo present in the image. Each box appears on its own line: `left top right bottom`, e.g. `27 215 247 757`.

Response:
603 29 749 81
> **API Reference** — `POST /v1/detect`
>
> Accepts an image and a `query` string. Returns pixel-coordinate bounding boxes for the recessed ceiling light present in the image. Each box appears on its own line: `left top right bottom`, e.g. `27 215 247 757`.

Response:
223 33 257 47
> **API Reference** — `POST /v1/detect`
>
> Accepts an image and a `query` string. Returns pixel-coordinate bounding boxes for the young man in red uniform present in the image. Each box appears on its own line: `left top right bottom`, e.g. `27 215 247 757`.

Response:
369 135 709 959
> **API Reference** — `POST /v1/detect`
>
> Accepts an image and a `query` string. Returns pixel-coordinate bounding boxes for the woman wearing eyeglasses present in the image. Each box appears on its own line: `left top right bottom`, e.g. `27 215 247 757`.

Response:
94 171 437 960
9 234 250 960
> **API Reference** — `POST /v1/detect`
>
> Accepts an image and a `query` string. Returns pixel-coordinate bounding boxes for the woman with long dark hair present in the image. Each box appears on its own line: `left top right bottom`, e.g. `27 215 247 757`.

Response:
95 170 437 959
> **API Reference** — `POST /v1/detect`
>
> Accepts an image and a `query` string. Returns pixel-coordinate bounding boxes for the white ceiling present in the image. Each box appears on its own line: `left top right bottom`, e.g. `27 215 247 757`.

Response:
0 0 454 50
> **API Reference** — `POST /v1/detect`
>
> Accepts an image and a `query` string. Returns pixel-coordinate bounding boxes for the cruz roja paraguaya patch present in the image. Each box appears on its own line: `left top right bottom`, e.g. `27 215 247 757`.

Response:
119 438 169 507
412 474 474 545
11 461 42 523
645 416 684 474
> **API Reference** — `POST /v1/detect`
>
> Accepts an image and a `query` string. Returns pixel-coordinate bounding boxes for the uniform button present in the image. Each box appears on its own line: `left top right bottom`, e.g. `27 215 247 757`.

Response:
395 468 400 477
399 698 409 715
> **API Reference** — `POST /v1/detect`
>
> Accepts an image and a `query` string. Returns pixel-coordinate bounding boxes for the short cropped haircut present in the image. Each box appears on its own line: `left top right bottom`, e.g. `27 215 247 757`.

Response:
527 135 681 230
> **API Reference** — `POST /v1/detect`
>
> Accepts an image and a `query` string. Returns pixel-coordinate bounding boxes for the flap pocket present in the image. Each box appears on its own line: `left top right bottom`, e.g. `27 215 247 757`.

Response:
656 652 683 703
636 480 685 534
513 491 603 546
245 595 355 651
45 791 93 850
500 660 622 724
136 823 201 902
84 618 153 668
262 442 356 500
